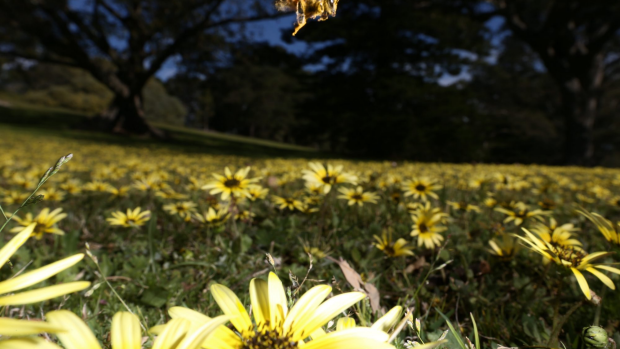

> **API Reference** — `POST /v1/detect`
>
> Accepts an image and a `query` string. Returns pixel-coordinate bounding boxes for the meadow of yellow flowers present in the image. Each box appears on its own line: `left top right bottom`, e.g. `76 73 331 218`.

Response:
0 128 619 349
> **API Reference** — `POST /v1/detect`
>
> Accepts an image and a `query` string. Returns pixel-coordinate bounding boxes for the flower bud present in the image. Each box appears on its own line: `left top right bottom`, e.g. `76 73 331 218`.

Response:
582 326 608 348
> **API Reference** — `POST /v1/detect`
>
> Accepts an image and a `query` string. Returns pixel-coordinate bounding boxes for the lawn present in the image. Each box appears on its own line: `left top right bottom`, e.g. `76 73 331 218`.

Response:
0 108 619 349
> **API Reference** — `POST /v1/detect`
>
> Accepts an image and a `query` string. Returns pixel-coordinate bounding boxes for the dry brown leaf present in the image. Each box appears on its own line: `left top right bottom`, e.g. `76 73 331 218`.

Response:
327 256 381 312
363 282 381 313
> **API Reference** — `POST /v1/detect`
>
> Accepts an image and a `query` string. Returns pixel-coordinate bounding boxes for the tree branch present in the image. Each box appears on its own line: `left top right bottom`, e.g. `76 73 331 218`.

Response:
0 50 79 68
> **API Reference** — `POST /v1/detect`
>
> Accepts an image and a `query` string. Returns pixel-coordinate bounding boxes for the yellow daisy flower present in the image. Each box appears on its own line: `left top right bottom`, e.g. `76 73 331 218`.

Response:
107 207 151 228
487 234 518 261
410 207 447 249
494 202 549 226
10 208 67 240
108 185 131 198
529 217 582 250
167 272 393 349
38 188 65 202
403 177 442 201
1 191 29 205
202 167 259 200
272 196 304 211
247 186 269 201
337 186 379 206
447 201 481 213
578 209 620 245
45 310 230 349
194 208 230 227
163 201 198 222
302 162 357 194
373 229 414 258
516 228 620 300
0 224 90 336
59 179 82 194
83 180 113 192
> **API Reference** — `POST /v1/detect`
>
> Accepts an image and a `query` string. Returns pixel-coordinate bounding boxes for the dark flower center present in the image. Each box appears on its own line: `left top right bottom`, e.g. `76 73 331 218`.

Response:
418 223 429 233
224 178 241 188
242 330 298 349
321 175 334 184
415 184 426 191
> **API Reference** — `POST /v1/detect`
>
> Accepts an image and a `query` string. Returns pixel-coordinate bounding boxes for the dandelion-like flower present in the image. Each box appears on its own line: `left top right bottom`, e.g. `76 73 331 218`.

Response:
167 272 394 349
338 186 379 206
107 207 151 228
10 207 67 240
0 224 90 336
516 228 620 300
202 167 259 201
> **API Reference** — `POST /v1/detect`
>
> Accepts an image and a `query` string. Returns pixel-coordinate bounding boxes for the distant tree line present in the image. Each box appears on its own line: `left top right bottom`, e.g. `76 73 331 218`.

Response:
1 0 619 165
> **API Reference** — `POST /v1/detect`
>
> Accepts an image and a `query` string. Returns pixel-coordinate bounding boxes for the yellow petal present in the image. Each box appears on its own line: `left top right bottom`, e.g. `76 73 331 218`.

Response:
0 223 35 269
303 328 393 349
0 317 66 336
268 272 288 330
249 278 270 327
149 324 168 336
586 268 615 290
595 265 620 274
111 312 141 349
570 268 591 300
283 285 332 336
336 317 357 331
291 292 366 341
581 252 613 265
152 318 191 349
168 306 241 348
371 306 402 332
0 281 90 306
0 337 63 349
210 283 253 335
177 315 231 349
47 310 102 349
0 254 84 295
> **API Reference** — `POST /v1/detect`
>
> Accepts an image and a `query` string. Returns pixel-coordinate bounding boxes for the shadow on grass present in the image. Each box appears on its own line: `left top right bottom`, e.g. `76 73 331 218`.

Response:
0 105 330 159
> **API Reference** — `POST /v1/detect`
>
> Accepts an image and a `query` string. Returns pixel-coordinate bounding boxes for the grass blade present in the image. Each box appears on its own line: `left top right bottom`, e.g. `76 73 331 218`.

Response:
435 307 467 349
470 312 480 349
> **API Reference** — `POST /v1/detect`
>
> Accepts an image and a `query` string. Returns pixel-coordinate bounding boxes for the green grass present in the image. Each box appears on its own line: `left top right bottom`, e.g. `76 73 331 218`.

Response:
0 103 323 158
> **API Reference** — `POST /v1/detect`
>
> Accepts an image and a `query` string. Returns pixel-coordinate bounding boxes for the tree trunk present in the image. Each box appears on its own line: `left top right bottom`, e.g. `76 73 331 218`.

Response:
97 91 166 138
559 55 604 166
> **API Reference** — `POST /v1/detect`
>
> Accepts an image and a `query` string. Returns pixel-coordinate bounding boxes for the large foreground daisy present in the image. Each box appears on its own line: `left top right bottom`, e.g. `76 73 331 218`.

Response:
167 272 394 349
0 223 90 336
